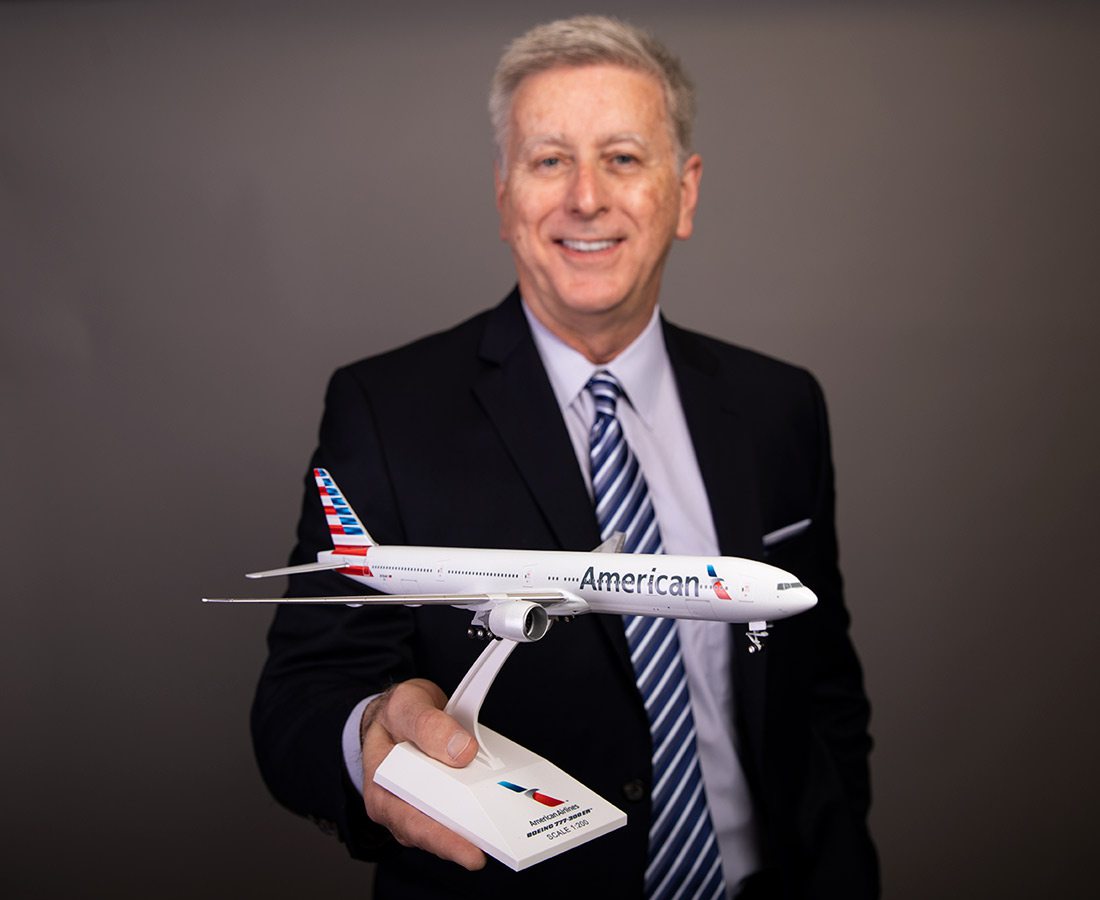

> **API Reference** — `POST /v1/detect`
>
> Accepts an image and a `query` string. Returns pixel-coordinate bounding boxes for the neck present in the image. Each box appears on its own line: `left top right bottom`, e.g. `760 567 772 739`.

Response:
522 301 657 365
556 324 645 365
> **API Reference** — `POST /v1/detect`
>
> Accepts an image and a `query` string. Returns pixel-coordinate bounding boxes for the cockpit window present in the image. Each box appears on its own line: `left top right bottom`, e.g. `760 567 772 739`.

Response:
776 582 804 591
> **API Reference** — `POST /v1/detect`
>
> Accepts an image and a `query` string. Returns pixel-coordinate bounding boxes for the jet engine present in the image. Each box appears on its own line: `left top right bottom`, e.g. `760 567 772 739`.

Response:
486 600 550 642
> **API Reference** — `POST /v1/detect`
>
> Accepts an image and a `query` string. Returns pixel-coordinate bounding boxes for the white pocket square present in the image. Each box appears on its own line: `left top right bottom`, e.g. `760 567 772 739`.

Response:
762 518 812 547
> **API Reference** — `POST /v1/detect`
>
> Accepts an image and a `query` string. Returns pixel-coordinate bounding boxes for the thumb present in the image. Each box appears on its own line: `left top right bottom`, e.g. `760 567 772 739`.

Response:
377 679 479 768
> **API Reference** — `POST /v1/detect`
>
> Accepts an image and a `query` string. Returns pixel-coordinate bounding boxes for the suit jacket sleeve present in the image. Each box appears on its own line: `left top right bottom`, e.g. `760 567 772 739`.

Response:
666 323 876 896
754 369 878 897
251 365 414 859
804 374 873 818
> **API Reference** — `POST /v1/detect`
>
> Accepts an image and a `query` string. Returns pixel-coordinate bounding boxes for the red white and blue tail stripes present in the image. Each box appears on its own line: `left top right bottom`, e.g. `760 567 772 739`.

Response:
315 469 376 575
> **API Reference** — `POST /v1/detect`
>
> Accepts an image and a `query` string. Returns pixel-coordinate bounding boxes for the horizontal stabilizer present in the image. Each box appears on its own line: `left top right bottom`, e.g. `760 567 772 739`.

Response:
245 561 349 579
762 518 811 548
592 533 626 554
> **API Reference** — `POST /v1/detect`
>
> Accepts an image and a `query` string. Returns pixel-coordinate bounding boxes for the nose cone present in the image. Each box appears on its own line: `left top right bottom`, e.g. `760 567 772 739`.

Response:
792 586 817 615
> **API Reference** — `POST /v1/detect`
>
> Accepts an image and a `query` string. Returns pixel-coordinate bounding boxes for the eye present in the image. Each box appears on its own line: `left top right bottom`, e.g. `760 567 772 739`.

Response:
610 153 639 166
537 156 562 169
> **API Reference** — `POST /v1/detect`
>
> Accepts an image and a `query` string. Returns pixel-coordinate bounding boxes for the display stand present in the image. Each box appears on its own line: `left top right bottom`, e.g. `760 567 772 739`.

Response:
373 638 627 871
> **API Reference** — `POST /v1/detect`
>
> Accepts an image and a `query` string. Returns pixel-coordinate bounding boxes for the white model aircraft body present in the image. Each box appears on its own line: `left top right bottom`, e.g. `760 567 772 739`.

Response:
207 469 817 650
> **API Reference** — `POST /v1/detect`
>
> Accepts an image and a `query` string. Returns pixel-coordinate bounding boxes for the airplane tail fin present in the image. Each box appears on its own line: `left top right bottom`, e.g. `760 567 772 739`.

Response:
314 468 377 549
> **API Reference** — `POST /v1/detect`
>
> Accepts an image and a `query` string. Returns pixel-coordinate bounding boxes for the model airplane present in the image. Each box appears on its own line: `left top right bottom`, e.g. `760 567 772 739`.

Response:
205 468 817 651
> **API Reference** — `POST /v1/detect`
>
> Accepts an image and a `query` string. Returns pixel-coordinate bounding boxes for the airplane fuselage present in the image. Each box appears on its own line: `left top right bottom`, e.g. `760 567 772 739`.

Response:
318 545 815 625
206 469 817 650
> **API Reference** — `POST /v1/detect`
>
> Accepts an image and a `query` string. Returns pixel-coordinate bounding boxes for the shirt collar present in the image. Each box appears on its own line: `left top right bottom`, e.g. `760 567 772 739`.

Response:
521 300 667 428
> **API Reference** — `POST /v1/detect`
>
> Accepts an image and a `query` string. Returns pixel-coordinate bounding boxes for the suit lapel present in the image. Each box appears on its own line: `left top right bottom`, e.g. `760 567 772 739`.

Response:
472 290 599 553
663 321 763 558
472 293 637 679
664 320 769 777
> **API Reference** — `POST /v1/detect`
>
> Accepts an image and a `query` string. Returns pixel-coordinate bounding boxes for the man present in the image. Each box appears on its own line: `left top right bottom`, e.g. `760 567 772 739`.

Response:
253 16 877 899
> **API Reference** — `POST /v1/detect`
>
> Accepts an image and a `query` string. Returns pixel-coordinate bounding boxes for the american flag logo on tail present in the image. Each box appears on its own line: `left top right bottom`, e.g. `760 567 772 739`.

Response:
315 468 375 574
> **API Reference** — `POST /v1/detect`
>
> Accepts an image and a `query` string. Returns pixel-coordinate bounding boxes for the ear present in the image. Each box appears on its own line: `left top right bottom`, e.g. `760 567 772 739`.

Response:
674 153 703 241
494 160 509 241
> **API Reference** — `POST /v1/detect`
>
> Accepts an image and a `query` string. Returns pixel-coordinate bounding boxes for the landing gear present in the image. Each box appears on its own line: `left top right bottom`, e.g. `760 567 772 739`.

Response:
746 621 769 653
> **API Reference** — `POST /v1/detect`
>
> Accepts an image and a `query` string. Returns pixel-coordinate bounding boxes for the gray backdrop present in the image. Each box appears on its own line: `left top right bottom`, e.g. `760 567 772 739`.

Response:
2 2 1097 897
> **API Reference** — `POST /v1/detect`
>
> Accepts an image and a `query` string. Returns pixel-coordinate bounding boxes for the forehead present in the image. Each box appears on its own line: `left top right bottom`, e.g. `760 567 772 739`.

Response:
509 64 672 145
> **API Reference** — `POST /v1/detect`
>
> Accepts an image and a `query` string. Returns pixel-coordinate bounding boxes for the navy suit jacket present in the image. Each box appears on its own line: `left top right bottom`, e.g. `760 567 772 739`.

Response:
252 290 878 899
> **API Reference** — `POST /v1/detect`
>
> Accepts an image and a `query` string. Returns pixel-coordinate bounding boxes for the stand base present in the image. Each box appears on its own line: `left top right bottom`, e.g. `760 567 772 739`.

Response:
374 723 627 871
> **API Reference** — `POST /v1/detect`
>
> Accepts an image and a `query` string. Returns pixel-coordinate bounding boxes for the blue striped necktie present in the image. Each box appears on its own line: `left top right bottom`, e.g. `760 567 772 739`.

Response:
586 371 726 900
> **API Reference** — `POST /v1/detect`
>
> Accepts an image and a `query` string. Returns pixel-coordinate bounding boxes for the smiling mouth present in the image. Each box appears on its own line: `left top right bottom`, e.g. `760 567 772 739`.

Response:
558 238 621 252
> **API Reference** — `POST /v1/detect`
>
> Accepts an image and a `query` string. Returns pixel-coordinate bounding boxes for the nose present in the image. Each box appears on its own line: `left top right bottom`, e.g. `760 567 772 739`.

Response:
567 162 608 218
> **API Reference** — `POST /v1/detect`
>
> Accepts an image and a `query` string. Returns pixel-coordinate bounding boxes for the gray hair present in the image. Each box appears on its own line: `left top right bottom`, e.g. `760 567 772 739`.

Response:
489 15 696 172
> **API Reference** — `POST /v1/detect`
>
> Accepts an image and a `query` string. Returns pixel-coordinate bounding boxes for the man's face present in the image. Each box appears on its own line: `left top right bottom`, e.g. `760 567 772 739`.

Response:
495 64 702 359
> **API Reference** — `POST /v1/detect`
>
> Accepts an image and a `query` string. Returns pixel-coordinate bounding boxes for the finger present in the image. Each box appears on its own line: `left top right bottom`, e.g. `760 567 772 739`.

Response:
377 679 479 767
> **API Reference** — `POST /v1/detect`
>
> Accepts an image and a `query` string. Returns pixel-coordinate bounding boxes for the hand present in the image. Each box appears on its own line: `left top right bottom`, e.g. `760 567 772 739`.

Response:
359 679 487 870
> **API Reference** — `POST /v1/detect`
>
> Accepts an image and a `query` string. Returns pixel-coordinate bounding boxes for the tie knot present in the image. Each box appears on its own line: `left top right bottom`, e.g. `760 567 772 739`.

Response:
586 371 623 418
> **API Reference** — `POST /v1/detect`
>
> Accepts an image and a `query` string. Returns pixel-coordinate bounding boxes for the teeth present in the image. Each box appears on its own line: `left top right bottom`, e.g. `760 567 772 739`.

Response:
561 239 617 252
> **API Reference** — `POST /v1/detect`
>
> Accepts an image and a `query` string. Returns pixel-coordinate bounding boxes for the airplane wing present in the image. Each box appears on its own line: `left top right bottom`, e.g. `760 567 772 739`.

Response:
203 590 590 616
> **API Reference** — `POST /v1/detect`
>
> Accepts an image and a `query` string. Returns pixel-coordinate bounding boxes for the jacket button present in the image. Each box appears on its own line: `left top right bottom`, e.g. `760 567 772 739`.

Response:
622 779 646 802
307 814 338 836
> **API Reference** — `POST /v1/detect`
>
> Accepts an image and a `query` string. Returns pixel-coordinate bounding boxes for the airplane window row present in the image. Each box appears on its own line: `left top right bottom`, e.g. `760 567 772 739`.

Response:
451 571 517 578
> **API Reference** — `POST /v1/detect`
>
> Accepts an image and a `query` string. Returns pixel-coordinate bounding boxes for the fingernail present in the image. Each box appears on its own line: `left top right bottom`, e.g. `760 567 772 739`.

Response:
447 731 471 760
